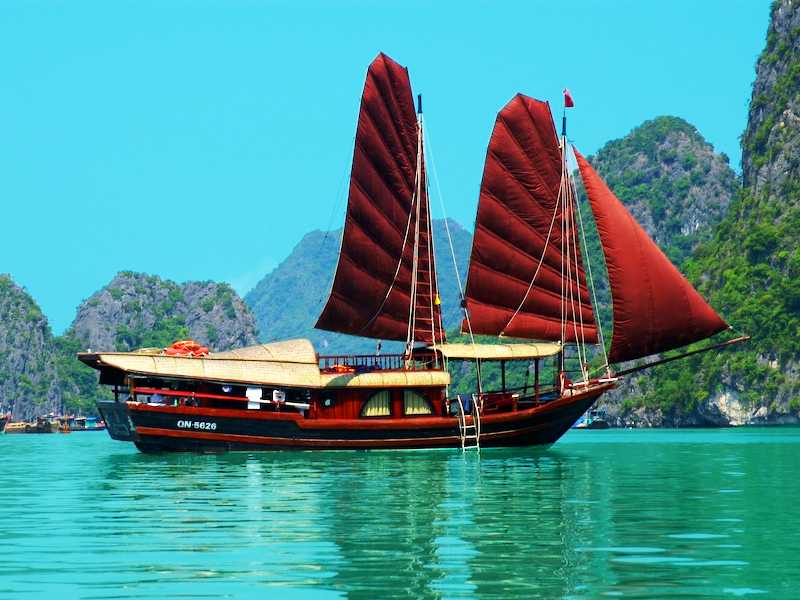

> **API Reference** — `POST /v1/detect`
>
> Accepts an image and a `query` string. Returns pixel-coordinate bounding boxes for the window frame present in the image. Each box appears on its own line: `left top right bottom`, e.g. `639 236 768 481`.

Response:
359 390 392 418
403 390 433 417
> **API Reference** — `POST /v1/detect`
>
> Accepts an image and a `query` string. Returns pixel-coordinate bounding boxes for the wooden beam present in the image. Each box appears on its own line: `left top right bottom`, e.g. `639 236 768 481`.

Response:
614 336 750 377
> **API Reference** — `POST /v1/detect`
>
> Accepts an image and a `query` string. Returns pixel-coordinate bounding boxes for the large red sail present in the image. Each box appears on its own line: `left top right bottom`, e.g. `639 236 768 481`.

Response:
574 149 728 363
315 53 443 344
462 94 597 343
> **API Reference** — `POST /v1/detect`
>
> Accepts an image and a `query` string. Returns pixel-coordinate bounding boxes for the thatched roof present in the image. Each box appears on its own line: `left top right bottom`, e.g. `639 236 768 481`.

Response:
78 339 448 388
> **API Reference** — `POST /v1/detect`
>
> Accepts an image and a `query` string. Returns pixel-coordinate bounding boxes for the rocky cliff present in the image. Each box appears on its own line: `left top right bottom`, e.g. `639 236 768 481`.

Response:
601 0 800 426
0 275 64 420
577 117 739 426
69 272 258 352
0 272 259 419
584 116 737 266
742 0 800 202
245 219 472 354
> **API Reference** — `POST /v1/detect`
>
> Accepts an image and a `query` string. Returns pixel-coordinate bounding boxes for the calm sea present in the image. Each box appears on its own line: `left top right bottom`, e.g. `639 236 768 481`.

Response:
0 428 798 599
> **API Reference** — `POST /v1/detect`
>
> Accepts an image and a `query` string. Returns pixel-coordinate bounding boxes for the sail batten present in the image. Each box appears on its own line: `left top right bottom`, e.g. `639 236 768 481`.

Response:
462 94 598 343
315 53 444 344
574 148 728 363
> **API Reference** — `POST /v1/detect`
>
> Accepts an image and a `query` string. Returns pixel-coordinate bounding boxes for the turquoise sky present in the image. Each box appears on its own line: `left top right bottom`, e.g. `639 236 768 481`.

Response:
1 1 770 333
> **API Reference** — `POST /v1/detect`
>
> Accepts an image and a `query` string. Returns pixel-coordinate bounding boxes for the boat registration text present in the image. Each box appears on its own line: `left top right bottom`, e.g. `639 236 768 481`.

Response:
177 420 217 431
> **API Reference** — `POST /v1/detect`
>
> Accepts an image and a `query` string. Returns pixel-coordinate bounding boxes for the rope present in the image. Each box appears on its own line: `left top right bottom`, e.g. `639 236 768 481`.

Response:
570 148 610 371
562 155 588 378
356 170 417 337
499 191 560 336
424 125 468 308
567 178 589 381
424 121 482 393
315 137 355 309
419 115 439 352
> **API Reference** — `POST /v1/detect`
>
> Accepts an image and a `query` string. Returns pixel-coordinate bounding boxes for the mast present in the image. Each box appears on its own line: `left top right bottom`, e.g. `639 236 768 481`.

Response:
557 89 590 382
405 92 442 362
559 99 568 376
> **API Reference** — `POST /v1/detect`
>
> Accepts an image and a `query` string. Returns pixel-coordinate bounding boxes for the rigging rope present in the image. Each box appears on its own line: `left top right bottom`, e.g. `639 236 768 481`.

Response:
423 121 482 393
570 147 610 371
355 166 418 337
316 136 356 309
499 189 561 336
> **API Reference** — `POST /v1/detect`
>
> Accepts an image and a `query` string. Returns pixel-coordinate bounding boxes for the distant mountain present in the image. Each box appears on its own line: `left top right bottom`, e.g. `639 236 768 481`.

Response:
69 271 258 353
245 218 472 354
0 275 64 420
582 115 737 266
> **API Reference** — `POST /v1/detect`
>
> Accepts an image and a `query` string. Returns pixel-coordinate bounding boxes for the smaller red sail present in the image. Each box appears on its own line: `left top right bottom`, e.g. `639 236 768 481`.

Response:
574 149 728 363
462 94 597 343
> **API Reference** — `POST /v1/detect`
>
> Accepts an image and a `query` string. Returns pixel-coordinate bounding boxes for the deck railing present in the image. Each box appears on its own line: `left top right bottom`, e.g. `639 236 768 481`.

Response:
446 384 560 415
131 387 310 411
318 353 441 373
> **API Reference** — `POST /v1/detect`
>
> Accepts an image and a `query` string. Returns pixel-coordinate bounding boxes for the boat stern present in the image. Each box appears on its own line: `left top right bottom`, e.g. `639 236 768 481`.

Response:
96 401 138 442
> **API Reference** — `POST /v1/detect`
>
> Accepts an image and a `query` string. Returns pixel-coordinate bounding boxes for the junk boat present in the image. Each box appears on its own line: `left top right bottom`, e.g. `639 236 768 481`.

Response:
574 409 610 430
4 416 59 434
79 53 745 453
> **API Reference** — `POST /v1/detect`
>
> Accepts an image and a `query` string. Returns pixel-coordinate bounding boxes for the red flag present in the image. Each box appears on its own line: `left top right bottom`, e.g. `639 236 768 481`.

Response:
563 88 574 108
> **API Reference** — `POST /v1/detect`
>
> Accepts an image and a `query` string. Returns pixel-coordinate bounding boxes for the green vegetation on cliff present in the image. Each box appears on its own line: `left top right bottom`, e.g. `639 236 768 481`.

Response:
70 272 258 353
623 0 800 421
0 272 259 419
584 115 737 266
0 275 65 419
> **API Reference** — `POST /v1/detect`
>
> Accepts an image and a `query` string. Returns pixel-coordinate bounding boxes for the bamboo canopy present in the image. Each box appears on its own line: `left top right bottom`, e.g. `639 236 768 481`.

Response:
429 342 562 361
78 339 449 389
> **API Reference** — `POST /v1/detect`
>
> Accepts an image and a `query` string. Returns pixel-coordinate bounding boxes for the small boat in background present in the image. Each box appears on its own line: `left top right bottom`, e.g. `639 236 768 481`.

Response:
0 413 9 433
55 415 108 432
4 416 59 434
72 416 106 431
574 409 610 430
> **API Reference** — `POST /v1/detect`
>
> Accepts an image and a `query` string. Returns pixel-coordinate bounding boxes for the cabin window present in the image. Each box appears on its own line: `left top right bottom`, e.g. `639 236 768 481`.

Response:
361 391 391 417
404 390 432 415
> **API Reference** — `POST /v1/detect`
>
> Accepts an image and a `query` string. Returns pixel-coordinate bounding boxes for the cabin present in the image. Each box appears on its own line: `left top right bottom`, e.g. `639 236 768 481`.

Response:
80 338 563 422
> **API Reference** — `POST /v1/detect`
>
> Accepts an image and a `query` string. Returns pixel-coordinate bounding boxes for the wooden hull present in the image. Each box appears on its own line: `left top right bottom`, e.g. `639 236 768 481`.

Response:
97 384 612 452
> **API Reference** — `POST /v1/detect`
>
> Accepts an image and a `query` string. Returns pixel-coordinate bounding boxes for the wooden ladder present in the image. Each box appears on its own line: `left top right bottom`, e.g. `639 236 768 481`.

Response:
456 394 481 452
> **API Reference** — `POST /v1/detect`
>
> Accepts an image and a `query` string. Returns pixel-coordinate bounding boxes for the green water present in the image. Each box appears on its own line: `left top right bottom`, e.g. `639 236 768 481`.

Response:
1 429 798 599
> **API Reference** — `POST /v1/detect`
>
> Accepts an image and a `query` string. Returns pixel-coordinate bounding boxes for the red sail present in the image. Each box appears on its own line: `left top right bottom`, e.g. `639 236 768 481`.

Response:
462 94 597 343
574 149 728 363
315 53 443 344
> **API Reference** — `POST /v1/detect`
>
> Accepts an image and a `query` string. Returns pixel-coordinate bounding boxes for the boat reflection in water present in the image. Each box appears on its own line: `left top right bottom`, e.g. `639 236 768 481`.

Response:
92 445 622 599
